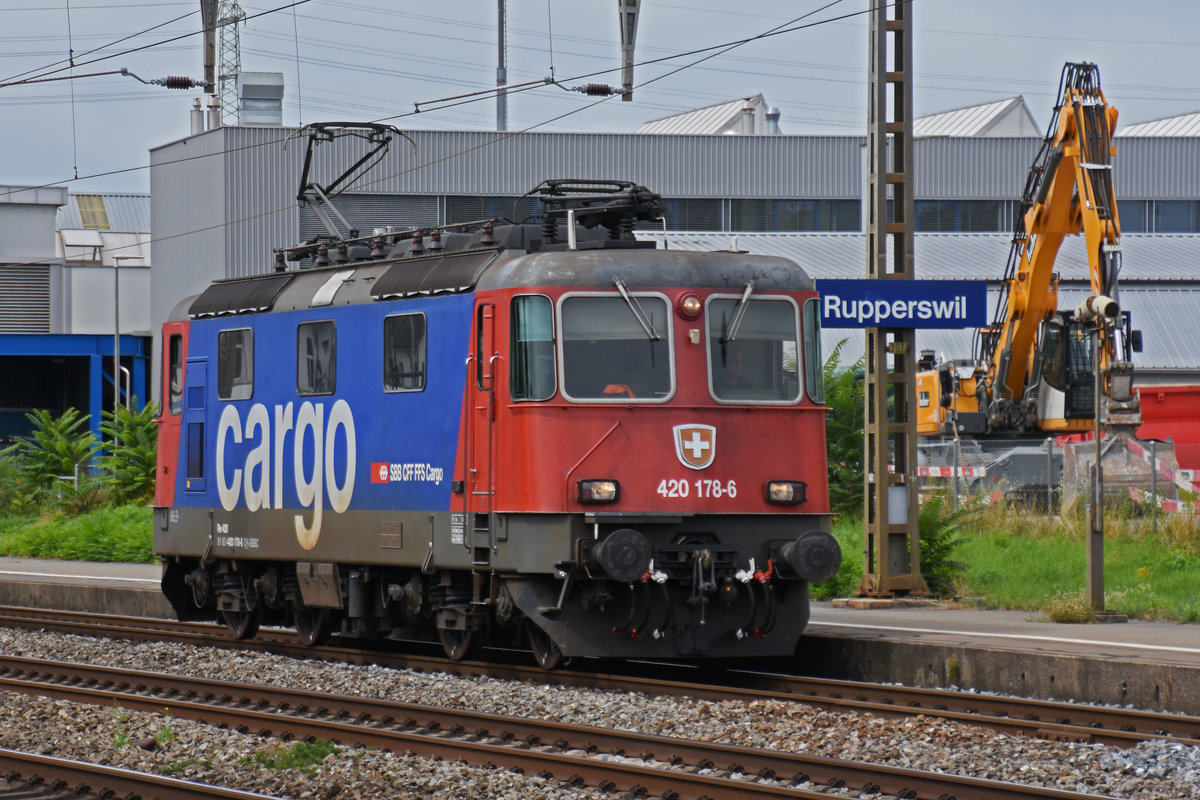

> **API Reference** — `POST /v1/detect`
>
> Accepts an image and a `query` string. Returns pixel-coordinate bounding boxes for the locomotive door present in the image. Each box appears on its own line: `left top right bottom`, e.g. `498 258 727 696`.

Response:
464 302 496 563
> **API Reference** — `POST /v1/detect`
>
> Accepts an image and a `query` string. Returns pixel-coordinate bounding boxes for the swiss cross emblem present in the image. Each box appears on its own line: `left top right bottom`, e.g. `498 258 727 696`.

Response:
673 424 716 470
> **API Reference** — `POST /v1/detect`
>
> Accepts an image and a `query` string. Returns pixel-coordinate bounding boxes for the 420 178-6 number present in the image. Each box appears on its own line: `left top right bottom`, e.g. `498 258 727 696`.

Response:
656 478 738 499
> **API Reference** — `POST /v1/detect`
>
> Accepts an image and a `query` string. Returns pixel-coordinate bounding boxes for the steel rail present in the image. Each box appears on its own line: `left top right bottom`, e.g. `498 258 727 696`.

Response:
3 606 1197 748
0 747 276 800
0 656 1126 800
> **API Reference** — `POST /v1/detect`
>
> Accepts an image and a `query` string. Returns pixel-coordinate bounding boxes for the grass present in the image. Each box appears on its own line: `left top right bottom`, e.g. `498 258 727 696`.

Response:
0 504 154 562
814 498 1200 622
1 500 1197 622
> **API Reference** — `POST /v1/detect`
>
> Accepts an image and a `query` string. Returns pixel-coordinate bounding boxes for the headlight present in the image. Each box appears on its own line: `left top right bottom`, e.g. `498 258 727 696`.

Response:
578 479 620 503
677 292 702 320
766 480 807 505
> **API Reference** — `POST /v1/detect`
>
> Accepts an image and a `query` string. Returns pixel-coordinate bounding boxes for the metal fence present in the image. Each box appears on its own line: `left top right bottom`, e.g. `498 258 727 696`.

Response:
915 436 1200 513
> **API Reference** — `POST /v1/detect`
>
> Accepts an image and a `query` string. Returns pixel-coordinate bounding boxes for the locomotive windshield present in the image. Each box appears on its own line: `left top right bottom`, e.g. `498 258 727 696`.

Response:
559 293 673 401
707 296 801 404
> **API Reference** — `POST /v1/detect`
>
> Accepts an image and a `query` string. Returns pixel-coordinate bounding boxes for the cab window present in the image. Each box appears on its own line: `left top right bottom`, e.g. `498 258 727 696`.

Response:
298 321 336 395
384 313 426 392
168 333 183 415
510 295 555 401
559 293 673 402
707 296 801 404
803 298 824 404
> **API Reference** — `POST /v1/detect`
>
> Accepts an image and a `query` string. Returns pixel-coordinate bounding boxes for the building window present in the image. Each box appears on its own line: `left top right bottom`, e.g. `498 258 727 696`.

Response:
660 198 722 231
1117 200 1148 233
446 196 542 225
1154 201 1200 233
383 313 426 392
75 194 111 229
217 328 253 400
731 199 860 232
916 200 957 232
298 321 336 395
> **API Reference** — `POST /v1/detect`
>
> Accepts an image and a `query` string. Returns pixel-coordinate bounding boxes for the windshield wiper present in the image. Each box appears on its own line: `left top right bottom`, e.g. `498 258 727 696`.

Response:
613 278 661 341
721 280 756 342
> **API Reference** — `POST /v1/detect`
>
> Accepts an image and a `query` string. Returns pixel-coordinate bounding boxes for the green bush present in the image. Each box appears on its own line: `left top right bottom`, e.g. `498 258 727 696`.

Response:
823 340 864 518
101 400 160 506
917 490 970 597
7 408 103 513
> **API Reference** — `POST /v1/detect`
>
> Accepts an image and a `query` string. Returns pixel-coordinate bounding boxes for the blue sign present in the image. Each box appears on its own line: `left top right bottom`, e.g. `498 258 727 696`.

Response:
817 279 987 329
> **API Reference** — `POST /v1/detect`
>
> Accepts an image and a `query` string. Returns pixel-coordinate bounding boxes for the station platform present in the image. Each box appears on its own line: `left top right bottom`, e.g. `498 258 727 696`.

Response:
2 557 1199 714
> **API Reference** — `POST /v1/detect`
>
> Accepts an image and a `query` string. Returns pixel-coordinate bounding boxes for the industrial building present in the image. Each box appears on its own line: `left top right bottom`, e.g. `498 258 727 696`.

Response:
148 96 1200 399
0 188 150 445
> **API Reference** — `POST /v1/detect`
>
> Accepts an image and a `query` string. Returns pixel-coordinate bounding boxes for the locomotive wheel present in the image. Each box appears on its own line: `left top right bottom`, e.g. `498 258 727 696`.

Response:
294 606 332 647
525 621 563 670
437 627 479 661
221 609 260 640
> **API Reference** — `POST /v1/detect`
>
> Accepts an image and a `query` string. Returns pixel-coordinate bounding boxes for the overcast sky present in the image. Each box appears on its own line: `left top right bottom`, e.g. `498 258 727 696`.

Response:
2 0 1197 194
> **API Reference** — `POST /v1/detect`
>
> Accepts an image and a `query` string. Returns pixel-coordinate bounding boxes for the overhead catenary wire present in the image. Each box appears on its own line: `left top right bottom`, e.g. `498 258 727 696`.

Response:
1 0 874 207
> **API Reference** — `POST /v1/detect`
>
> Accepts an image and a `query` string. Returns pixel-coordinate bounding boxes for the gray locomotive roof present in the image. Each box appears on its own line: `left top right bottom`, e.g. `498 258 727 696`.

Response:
476 246 815 292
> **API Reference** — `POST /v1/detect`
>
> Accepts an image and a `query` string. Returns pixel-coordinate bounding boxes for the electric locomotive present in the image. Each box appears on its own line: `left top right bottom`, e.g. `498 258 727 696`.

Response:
154 179 840 667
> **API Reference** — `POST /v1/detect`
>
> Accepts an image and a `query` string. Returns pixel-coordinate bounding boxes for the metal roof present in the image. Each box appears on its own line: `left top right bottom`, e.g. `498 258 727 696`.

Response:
635 232 1200 283
1118 111 1200 138
637 95 775 135
914 97 1040 138
55 192 151 232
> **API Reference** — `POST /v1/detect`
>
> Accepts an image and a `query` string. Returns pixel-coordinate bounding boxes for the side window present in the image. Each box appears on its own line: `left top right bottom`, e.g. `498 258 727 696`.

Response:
384 313 427 392
510 295 555 401
298 321 336 395
803 298 824 404
217 328 254 400
168 334 183 415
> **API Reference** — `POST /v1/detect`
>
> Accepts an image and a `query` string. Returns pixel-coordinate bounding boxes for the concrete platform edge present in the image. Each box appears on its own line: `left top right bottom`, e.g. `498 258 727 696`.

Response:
796 633 1200 716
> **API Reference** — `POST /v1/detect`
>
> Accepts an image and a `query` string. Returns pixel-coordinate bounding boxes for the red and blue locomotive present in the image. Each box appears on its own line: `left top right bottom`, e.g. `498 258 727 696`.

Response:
154 179 839 666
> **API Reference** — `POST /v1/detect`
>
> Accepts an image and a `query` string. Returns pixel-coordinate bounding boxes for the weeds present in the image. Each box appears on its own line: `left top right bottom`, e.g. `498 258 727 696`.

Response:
160 757 212 775
1041 590 1097 623
111 702 131 748
241 740 340 773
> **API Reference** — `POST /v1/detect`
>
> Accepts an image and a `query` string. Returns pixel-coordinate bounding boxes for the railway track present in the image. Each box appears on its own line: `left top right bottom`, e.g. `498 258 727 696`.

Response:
2 605 1196 748
0 654 1136 800
0 748 274 800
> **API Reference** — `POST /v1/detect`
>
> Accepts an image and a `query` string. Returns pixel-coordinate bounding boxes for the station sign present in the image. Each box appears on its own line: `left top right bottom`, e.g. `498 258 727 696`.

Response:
817 279 987 329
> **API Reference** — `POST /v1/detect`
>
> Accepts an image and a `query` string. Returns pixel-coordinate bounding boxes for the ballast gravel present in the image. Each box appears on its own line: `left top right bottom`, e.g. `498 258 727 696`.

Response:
0 627 1197 799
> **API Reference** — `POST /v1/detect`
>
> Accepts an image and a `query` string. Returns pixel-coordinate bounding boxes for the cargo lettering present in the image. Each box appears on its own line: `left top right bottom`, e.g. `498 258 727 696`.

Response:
216 400 357 550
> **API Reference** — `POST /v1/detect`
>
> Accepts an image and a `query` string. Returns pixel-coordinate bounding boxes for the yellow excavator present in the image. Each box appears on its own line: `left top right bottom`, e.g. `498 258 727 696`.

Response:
915 63 1159 506
917 62 1141 441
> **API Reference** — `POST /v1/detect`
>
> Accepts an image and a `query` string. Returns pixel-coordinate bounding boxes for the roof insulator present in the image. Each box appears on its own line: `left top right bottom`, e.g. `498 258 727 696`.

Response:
333 242 349 264
428 228 443 251
410 233 425 255
371 236 386 258
479 221 496 246
315 244 330 266
273 252 287 272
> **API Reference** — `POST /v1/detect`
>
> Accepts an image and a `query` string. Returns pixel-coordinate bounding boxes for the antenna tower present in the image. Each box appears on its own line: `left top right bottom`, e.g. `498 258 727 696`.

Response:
218 0 246 125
